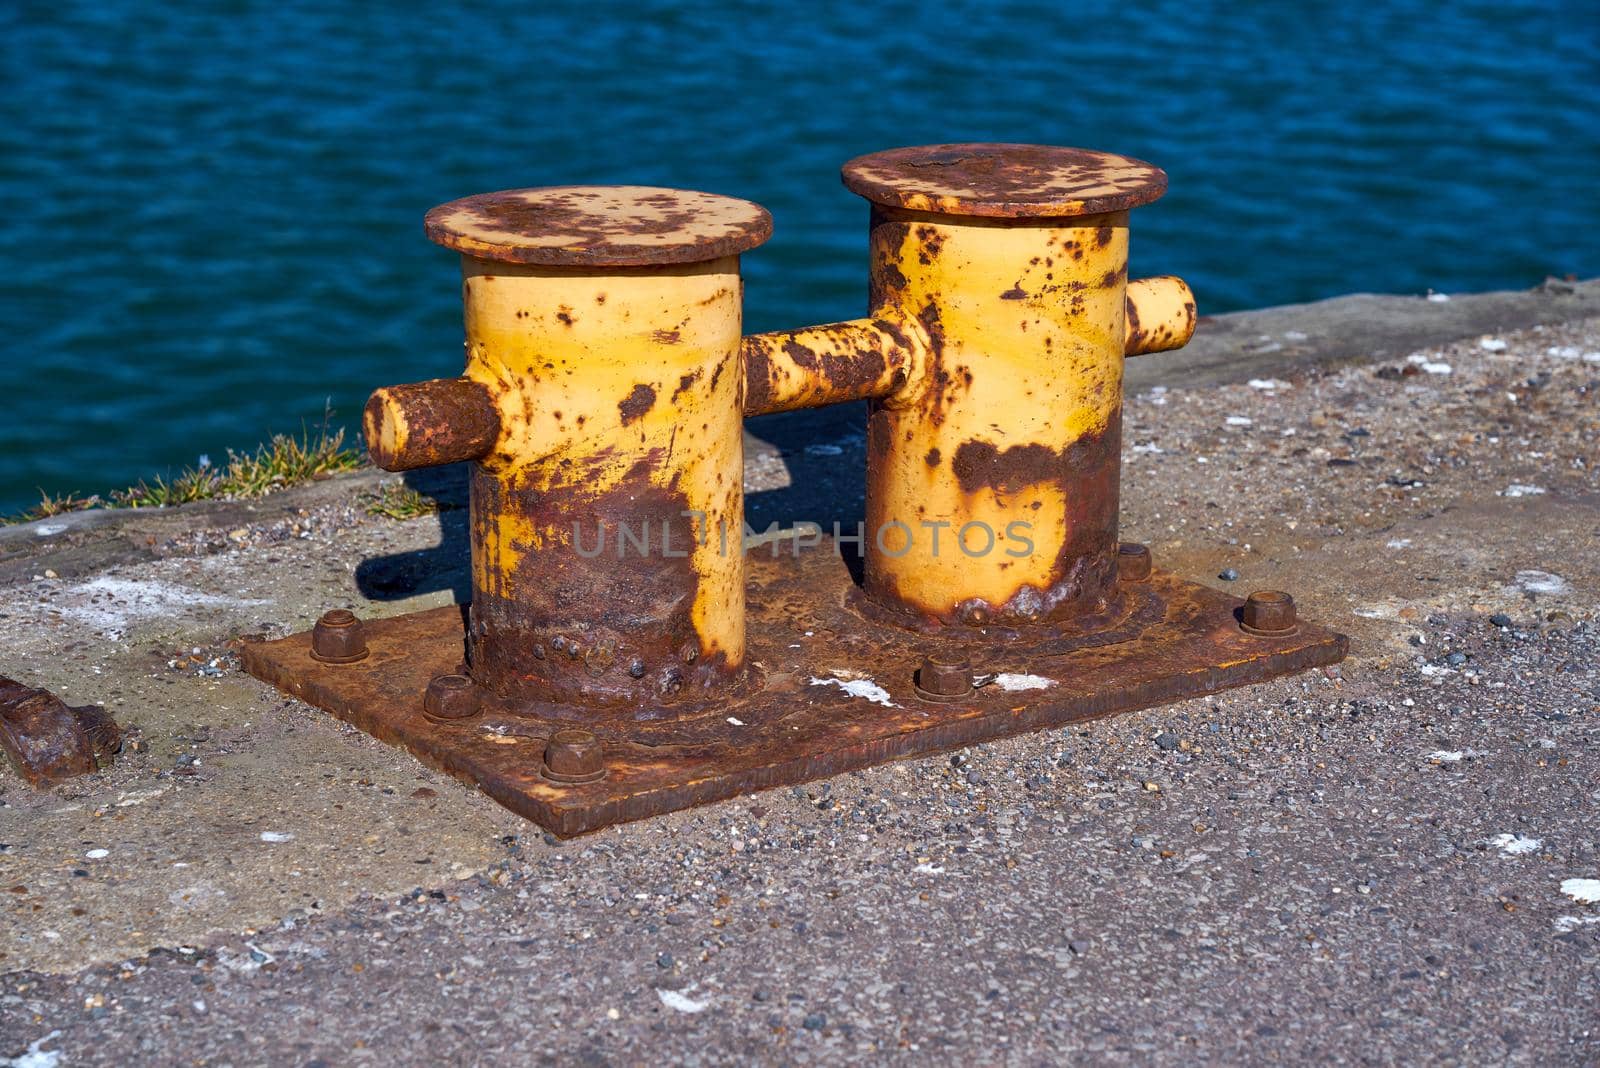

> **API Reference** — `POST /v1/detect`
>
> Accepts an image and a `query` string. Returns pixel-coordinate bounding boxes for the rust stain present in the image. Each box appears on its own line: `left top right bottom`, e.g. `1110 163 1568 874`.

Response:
617 383 657 425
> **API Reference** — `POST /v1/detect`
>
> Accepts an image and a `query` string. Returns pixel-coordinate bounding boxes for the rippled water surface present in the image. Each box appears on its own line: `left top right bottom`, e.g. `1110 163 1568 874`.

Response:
2 1 1596 511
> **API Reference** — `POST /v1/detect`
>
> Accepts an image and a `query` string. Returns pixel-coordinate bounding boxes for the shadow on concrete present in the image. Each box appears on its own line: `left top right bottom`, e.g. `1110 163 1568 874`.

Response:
354 404 871 603
354 465 471 602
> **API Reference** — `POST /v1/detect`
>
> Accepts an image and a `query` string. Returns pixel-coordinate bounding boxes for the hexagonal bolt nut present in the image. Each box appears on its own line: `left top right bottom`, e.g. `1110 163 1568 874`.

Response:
1241 590 1298 635
1117 542 1152 582
543 728 607 784
422 673 481 721
310 609 369 663
915 652 974 702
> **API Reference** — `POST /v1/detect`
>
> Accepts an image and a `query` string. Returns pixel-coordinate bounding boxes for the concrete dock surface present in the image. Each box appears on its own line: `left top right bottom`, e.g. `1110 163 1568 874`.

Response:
2 281 1597 1064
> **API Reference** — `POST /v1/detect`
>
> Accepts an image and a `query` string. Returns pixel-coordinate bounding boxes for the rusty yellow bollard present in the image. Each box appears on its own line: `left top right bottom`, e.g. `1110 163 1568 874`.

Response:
241 145 1346 839
364 186 771 709
744 144 1194 626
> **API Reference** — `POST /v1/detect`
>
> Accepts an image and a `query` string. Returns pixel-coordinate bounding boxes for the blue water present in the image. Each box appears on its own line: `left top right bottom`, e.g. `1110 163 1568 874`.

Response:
2 1 1596 513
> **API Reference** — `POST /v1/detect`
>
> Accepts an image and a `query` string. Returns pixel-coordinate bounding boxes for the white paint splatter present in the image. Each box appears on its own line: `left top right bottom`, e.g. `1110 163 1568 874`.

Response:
1554 915 1600 933
1131 442 1164 454
992 673 1055 692
1501 483 1546 498
114 785 171 808
1486 833 1543 856
809 673 896 707
725 716 745 726
1560 878 1600 905
1479 337 1508 352
259 831 294 843
657 988 709 1014
85 848 109 859
56 577 265 640
1248 378 1290 391
1385 538 1412 549
1426 292 1451 303
1514 570 1570 595
913 863 946 874
6 1031 62 1068
1426 749 1486 763
1419 362 1453 375
1225 416 1253 426
34 523 68 537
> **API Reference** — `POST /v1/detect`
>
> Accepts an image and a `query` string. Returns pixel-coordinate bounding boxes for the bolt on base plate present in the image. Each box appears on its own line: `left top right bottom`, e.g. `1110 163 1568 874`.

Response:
240 541 1345 838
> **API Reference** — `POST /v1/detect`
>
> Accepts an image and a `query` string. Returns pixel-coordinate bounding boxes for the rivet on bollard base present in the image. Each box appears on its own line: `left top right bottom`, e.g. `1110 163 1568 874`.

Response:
422 674 480 722
1240 591 1298 636
1117 543 1153 583
310 609 369 664
542 728 607 784
914 652 974 703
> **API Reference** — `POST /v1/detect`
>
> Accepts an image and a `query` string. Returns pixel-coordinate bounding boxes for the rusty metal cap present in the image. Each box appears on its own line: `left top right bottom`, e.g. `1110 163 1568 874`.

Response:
543 728 607 784
841 143 1167 219
424 185 773 267
422 673 481 721
310 609 369 664
1240 590 1298 636
914 652 974 703
1117 542 1153 582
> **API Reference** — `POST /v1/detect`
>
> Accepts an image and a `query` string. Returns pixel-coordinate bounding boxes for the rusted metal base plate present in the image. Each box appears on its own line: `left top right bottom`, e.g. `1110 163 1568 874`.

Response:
240 545 1345 837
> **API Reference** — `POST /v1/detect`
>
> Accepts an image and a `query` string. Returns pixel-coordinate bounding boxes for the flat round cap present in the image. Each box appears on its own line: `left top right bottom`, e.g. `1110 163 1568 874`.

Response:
424 185 772 267
841 143 1167 218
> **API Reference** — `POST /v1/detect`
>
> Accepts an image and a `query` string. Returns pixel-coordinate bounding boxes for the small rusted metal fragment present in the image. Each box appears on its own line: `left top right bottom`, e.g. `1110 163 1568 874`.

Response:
915 652 974 703
542 729 606 784
310 609 369 664
1241 591 1298 636
1118 542 1152 582
423 674 480 721
0 676 120 787
364 377 500 471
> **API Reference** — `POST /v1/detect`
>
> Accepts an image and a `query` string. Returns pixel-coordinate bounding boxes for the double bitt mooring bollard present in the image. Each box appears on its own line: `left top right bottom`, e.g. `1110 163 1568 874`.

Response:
244 143 1344 836
364 145 1195 713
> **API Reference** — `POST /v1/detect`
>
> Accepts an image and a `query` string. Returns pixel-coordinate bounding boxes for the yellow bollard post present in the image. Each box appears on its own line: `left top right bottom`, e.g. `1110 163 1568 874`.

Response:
364 186 771 709
743 144 1196 627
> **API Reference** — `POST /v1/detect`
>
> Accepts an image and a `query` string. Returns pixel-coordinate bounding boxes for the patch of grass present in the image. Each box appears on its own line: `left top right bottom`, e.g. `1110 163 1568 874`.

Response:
3 409 366 525
9 490 105 524
362 481 439 521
